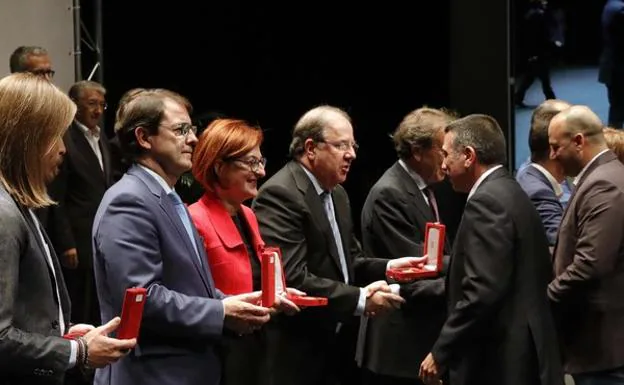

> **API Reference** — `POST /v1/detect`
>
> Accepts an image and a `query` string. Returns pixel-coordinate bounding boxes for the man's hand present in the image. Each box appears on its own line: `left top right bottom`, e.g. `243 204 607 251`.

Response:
364 290 404 317
222 292 272 335
364 280 392 297
67 323 95 336
387 256 428 270
62 248 79 269
82 317 137 368
419 352 441 385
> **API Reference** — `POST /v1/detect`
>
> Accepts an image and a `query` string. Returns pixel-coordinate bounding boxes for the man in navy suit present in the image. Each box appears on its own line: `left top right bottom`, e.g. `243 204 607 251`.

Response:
599 0 624 128
92 89 276 385
516 99 570 245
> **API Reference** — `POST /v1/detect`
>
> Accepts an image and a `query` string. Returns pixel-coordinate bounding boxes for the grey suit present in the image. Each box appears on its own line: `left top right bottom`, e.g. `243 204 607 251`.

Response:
549 150 624 375
432 168 563 385
0 186 72 385
359 162 447 382
92 165 226 385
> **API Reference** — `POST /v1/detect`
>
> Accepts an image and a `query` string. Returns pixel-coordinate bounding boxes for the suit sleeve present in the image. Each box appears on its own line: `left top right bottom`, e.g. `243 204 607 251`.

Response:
46 156 76 255
94 193 224 340
0 206 71 377
548 180 624 303
363 187 445 300
432 194 514 367
253 183 362 321
530 187 563 246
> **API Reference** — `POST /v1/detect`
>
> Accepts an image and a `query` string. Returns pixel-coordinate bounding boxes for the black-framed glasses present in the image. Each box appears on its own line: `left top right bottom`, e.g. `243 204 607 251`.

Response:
162 122 198 137
230 156 267 172
86 100 108 110
30 69 55 78
319 140 359 153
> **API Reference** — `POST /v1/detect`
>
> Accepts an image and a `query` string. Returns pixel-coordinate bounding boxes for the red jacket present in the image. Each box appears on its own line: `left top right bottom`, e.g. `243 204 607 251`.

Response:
188 193 264 295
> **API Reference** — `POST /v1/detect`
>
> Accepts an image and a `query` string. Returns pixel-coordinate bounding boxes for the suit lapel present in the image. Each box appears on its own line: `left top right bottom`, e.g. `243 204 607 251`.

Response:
98 134 113 186
130 166 214 295
290 162 347 278
70 123 106 182
393 162 436 224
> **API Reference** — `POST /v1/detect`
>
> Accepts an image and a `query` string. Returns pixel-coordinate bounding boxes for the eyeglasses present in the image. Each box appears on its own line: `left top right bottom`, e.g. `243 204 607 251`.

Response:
30 69 55 78
231 156 267 173
162 122 198 137
319 140 359 153
86 100 108 110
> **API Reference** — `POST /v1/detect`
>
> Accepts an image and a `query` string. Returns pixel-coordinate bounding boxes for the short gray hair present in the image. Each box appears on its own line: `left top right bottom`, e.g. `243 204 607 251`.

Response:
289 105 351 158
445 114 506 166
393 107 455 159
9 46 48 73
68 80 106 101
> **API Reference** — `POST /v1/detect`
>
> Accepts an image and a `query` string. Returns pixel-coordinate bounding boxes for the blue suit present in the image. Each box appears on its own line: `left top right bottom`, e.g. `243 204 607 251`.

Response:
92 165 225 385
516 164 563 245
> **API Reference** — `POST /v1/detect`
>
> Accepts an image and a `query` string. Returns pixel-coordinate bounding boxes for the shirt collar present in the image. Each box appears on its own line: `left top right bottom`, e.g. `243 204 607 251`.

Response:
573 149 609 186
75 120 101 138
299 163 326 195
530 163 563 198
468 164 503 200
398 159 428 191
138 164 174 195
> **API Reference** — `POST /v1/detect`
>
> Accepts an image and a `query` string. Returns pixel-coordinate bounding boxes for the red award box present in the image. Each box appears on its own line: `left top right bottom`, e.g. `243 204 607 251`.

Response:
261 246 328 307
387 222 446 282
116 287 147 339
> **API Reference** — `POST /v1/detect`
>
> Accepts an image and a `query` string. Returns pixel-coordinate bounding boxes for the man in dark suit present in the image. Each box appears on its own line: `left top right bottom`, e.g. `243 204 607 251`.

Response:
599 0 624 128
516 99 570 246
253 105 423 385
548 106 624 384
358 107 453 385
0 73 134 385
419 114 564 385
50 81 114 328
92 88 276 385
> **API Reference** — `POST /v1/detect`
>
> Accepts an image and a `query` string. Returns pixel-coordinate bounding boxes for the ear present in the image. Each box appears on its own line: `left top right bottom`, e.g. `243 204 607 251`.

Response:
303 138 317 159
463 146 477 168
135 126 152 151
411 146 423 162
214 160 226 179
572 133 584 148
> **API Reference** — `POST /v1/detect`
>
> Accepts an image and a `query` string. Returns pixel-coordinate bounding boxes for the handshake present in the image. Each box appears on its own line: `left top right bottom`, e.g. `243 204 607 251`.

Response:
365 255 427 317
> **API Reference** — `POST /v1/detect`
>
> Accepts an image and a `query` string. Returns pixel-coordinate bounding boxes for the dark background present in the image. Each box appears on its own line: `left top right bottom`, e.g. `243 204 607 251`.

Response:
78 0 606 235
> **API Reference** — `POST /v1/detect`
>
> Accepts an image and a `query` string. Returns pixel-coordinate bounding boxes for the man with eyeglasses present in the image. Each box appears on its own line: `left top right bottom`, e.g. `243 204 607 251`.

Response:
253 105 425 385
9 46 55 79
45 81 114 339
92 89 278 385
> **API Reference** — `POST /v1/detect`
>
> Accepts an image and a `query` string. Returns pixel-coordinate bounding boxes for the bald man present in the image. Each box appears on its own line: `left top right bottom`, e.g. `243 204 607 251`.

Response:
548 106 624 385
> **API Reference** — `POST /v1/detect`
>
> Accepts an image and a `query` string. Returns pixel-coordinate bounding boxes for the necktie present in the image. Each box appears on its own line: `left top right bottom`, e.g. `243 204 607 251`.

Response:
424 187 440 222
168 191 202 265
320 191 350 284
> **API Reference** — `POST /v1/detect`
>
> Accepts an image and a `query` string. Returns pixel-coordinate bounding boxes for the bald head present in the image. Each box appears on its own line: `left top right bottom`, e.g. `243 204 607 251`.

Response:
551 105 604 142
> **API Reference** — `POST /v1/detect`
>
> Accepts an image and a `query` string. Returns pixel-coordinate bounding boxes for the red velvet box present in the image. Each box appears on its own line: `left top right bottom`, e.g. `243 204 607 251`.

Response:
387 222 446 282
261 246 327 307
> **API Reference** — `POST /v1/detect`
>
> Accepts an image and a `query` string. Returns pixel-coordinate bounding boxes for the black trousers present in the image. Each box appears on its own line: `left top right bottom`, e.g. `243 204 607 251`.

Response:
607 83 624 129
515 56 556 103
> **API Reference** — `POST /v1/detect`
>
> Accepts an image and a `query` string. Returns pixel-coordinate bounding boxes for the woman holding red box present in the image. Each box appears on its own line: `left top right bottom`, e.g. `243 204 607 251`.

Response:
188 118 284 385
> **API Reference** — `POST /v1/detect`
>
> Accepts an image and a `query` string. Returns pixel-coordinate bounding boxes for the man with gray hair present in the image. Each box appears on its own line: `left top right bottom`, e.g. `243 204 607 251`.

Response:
548 106 624 385
358 107 453 385
419 114 563 385
253 105 424 385
9 45 55 79
50 80 114 330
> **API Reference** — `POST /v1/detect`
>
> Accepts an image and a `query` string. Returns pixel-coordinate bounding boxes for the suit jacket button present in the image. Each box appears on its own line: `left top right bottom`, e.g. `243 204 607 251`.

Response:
51 320 59 329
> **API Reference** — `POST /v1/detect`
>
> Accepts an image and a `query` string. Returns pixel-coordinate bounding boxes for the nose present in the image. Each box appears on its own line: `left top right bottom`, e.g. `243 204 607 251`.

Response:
186 130 198 145
345 146 356 160
58 139 66 156
255 165 267 178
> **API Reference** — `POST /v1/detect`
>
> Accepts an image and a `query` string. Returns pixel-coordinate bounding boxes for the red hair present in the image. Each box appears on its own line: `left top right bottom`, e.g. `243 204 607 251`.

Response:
192 118 263 191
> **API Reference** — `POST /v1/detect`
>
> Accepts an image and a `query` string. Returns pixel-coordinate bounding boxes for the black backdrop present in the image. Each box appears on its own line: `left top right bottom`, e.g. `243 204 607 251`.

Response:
80 1 451 235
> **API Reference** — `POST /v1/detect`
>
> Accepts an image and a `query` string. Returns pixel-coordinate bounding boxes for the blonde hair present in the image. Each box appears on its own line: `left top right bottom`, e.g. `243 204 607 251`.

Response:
604 127 624 164
0 73 76 208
